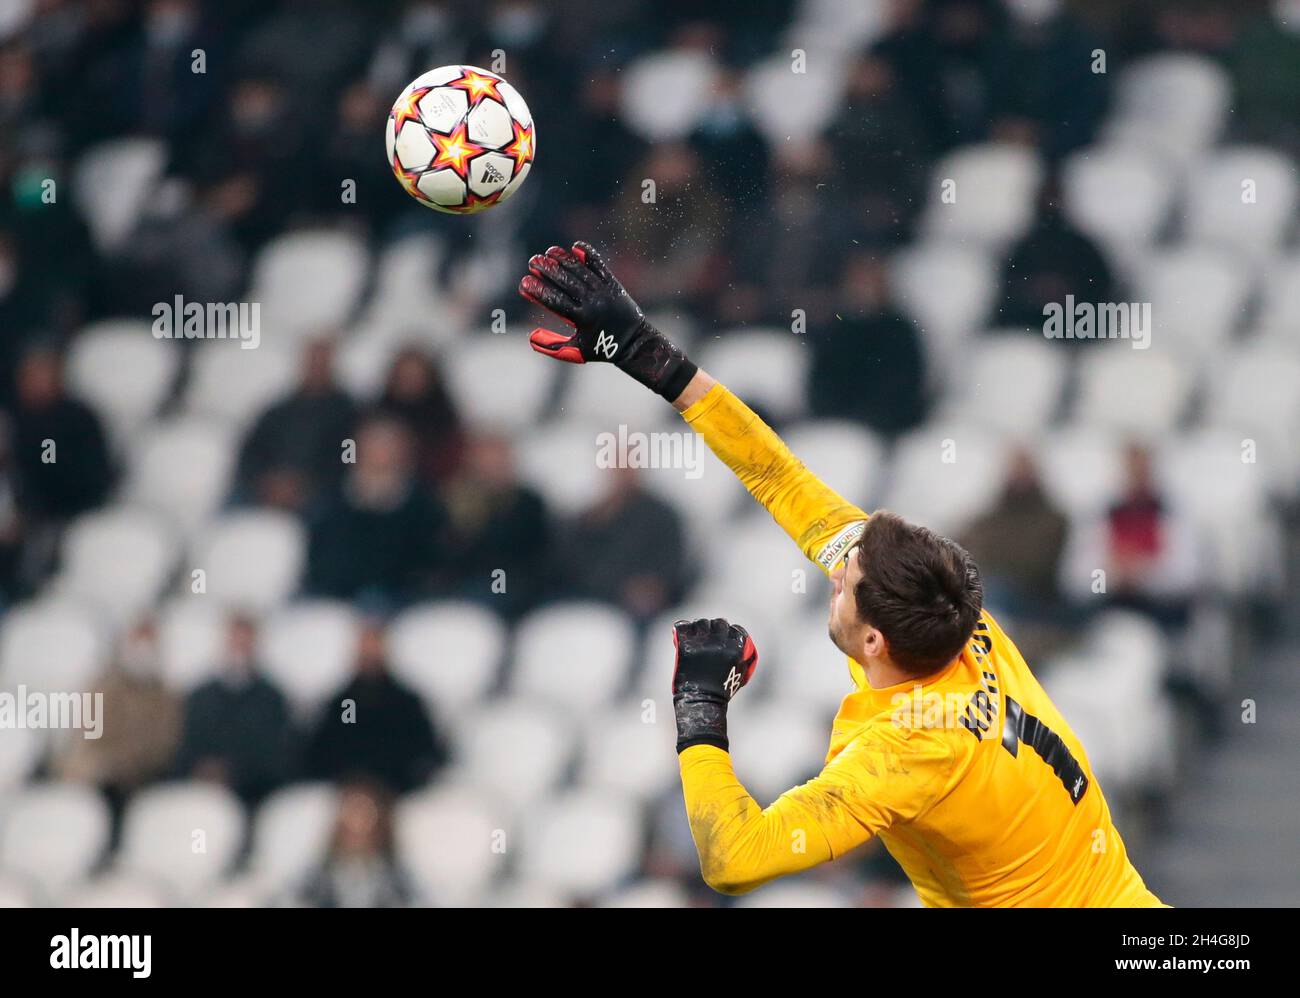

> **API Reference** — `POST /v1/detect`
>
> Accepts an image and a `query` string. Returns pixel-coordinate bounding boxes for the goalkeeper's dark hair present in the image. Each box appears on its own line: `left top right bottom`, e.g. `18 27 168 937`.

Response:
853 510 983 676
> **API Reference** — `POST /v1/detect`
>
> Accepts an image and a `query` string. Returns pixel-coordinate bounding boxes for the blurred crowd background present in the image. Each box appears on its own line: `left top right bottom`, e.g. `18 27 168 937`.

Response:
0 0 1297 908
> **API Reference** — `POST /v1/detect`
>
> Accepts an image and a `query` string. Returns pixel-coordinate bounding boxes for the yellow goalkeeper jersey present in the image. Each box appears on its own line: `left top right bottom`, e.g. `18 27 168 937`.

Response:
677 383 1165 907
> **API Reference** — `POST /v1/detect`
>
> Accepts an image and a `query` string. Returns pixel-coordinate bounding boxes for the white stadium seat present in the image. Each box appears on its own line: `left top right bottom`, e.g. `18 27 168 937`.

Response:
884 421 1008 536
726 700 828 806
442 335 557 433
0 783 110 898
118 782 245 901
53 507 177 625
0 726 45 793
921 143 1045 249
65 320 180 450
1256 253 1300 337
1034 425 1126 519
773 610 857 717
1073 349 1193 439
516 417 610 517
698 511 829 629
559 359 678 430
1104 54 1230 167
334 331 403 402
0 599 108 694
125 415 238 538
940 332 1068 435
1135 247 1250 361
890 243 998 382
189 510 306 610
1062 145 1173 266
780 419 887 511
388 601 506 712
518 788 642 898
697 328 811 422
578 701 678 802
249 229 370 344
156 597 227 692
744 49 848 145
453 697 573 812
62 872 171 908
513 602 635 714
621 49 719 141
184 342 297 430
258 601 359 711
600 878 690 908
0 873 35 908
1205 341 1300 497
247 782 339 897
395 783 507 906
1183 146 1298 262
73 138 167 252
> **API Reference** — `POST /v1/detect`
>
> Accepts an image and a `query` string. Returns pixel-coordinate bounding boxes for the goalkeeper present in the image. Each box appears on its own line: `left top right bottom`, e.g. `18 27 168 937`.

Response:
519 242 1166 907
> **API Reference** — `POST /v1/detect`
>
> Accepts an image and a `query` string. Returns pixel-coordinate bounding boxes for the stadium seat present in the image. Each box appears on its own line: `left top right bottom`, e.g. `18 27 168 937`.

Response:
72 138 167 252
1062 144 1173 271
1135 247 1250 362
518 788 642 898
559 359 679 431
334 330 402 402
156 596 227 692
600 877 690 908
577 701 678 802
184 341 298 430
202 876 270 908
480 879 567 908
621 49 718 140
744 49 847 145
780 419 887 510
0 783 110 899
247 782 339 898
1256 253 1300 337
0 874 35 908
1104 53 1230 167
884 421 1008 536
1033 424 1126 520
359 234 460 346
773 610 857 717
442 335 557 433
249 229 370 344
789 0 890 55
697 328 811 422
516 416 611 517
1183 146 1298 262
395 783 508 906
939 332 1068 434
61 872 171 908
725 699 828 805
258 600 359 711
0 598 108 694
1073 349 1193 439
65 320 180 450
388 600 506 712
921 142 1044 249
1204 340 1300 497
513 602 635 714
124 414 238 539
452 696 573 812
638 436 752 553
189 510 306 610
52 507 178 625
1041 655 1132 792
0 726 45 794
890 243 998 383
118 782 245 902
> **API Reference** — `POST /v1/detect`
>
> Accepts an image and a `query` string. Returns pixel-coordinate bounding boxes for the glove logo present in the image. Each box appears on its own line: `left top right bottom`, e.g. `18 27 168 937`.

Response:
594 330 619 359
722 666 742 698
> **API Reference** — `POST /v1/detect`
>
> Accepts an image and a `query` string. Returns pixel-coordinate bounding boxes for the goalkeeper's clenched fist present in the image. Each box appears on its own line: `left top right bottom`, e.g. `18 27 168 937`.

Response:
517 241 698 402
671 618 758 754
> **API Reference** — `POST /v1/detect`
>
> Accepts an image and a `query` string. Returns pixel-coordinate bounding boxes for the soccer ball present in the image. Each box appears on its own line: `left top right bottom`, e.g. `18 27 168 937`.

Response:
385 65 535 214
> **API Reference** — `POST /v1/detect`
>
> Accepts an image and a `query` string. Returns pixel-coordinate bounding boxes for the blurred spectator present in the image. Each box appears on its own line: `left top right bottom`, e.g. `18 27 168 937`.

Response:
304 416 447 606
1229 3 1300 158
9 346 112 532
441 430 550 618
236 338 358 511
689 69 769 209
298 781 414 908
997 178 1115 329
172 614 294 805
962 447 1068 613
303 620 447 794
1062 442 1199 629
373 345 463 486
0 414 22 605
53 616 183 810
556 465 689 621
807 253 927 435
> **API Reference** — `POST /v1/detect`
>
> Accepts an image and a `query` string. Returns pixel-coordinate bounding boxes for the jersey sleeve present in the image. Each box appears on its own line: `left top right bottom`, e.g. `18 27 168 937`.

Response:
678 720 956 895
680 383 870 575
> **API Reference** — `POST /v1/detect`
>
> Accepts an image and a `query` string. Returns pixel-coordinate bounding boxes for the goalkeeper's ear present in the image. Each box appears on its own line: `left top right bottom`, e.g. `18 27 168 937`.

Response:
528 327 584 364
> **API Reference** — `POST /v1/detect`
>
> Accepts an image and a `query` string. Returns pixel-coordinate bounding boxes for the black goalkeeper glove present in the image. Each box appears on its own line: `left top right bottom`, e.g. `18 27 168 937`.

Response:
517 241 698 402
671 617 758 754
